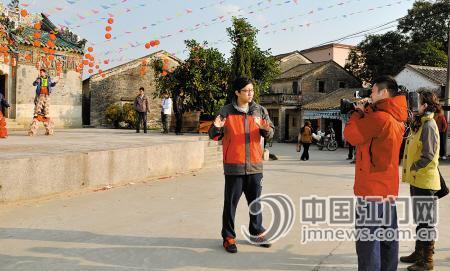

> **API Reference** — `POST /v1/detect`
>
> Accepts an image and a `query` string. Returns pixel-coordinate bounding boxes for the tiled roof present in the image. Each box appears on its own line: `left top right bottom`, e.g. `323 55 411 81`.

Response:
300 43 355 54
303 88 367 110
406 64 447 85
276 61 330 80
15 26 84 54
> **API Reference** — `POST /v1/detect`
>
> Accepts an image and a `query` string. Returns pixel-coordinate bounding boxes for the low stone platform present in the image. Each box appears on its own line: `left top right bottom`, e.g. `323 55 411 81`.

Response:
0 129 222 202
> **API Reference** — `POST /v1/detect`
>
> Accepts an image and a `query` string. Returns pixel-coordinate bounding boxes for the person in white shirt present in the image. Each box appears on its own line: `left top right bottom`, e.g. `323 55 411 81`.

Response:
161 92 173 134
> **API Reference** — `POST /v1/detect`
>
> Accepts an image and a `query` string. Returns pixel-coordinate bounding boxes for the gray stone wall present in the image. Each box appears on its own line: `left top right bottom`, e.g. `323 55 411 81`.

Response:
88 53 180 128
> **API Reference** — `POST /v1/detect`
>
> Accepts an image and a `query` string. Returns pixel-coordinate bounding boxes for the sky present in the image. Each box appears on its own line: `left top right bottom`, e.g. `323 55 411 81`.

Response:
1 0 420 74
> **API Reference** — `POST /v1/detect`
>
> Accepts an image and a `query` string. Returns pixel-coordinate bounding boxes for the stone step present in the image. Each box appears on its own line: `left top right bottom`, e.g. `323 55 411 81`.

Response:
203 140 223 169
5 118 26 130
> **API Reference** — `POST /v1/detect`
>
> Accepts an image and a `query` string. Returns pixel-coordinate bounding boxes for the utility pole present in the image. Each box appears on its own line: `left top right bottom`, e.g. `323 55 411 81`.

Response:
444 20 450 158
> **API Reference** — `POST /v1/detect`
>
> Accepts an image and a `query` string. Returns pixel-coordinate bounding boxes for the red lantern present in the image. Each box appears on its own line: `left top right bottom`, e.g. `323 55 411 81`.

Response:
49 34 56 41
88 69 93 74
105 33 112 39
105 26 112 32
20 9 28 17
46 41 55 48
88 47 93 52
34 23 41 30
162 71 167 76
107 18 114 24
155 40 160 46
150 40 156 47
33 40 41 47
145 43 151 49
89 62 94 67
101 73 106 78
95 65 99 69
33 32 41 39
83 60 89 65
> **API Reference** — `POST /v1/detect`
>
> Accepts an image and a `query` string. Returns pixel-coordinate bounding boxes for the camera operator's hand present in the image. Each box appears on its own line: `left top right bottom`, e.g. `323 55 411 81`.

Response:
355 98 370 111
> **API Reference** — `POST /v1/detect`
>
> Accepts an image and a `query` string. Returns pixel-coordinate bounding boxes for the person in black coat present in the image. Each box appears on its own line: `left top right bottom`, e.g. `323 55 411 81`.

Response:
173 89 186 135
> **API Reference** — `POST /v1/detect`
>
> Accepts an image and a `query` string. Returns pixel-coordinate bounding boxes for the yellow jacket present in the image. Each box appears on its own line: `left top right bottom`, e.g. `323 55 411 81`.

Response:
402 113 441 190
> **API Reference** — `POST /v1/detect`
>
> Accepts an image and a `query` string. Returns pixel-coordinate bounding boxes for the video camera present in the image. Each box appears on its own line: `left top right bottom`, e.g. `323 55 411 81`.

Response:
340 86 420 114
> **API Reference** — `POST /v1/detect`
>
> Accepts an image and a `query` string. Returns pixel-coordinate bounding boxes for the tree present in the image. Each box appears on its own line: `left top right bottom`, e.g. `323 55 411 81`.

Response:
398 0 450 51
345 32 410 83
346 0 449 83
153 40 230 118
227 17 279 101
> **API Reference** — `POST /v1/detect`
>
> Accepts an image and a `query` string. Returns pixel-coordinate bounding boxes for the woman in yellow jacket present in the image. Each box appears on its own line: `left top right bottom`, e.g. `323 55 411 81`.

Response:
401 91 441 271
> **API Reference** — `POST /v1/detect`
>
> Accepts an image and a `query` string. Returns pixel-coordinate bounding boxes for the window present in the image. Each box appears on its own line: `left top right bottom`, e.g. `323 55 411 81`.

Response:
292 117 296 127
317 80 325 93
268 110 279 127
339 82 346 88
272 117 279 127
292 81 299 94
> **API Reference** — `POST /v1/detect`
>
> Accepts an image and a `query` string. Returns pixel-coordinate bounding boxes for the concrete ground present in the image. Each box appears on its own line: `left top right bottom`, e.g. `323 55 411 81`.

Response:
0 129 207 160
0 143 450 271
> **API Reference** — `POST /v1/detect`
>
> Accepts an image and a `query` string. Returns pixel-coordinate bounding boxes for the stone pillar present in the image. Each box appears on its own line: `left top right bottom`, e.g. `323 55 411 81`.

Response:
279 107 286 141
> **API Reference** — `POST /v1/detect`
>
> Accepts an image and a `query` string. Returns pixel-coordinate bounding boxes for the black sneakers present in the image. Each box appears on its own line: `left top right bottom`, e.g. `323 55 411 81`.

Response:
223 237 238 253
251 235 272 248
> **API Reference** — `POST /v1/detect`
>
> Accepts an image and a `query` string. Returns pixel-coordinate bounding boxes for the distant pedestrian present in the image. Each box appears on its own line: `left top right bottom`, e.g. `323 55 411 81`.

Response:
134 87 150 133
174 89 186 135
161 92 172 134
300 121 312 161
434 110 448 160
0 93 10 138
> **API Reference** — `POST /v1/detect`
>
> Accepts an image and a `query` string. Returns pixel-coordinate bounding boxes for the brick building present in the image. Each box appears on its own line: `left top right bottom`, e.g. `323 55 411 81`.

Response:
261 58 361 142
83 51 181 128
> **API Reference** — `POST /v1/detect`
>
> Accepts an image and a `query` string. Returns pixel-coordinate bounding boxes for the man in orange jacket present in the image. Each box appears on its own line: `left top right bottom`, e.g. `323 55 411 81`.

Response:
209 77 274 253
344 76 408 271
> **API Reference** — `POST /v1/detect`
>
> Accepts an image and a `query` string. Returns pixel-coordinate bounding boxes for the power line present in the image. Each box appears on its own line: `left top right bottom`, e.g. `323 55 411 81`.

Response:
315 18 401 47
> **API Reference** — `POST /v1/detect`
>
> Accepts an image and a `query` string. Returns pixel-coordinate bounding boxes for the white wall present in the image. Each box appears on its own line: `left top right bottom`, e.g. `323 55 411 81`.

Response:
395 68 440 92
15 64 83 128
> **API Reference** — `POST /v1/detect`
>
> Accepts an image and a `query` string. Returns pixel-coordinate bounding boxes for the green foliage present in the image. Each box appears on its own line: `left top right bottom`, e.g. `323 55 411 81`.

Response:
153 40 230 118
105 104 122 128
152 18 279 117
122 103 137 128
346 0 449 83
105 103 137 129
345 32 411 83
398 0 450 51
227 17 280 101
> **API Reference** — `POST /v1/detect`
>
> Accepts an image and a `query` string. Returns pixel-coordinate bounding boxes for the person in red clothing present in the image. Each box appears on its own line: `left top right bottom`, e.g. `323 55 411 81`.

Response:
0 93 10 138
208 77 274 254
344 75 408 271
434 110 448 160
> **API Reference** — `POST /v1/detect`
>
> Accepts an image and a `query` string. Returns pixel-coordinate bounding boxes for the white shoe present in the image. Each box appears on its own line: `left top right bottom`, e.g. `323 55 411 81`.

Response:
441 156 447 160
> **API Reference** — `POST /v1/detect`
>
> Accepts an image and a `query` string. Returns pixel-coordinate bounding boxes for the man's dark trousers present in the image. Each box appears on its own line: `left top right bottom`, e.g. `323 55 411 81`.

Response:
355 199 399 271
136 111 147 133
222 173 265 239
175 112 183 134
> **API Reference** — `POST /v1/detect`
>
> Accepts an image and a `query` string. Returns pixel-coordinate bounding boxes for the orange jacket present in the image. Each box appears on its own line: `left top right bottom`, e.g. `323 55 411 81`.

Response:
209 100 274 175
344 96 408 198
434 113 448 133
